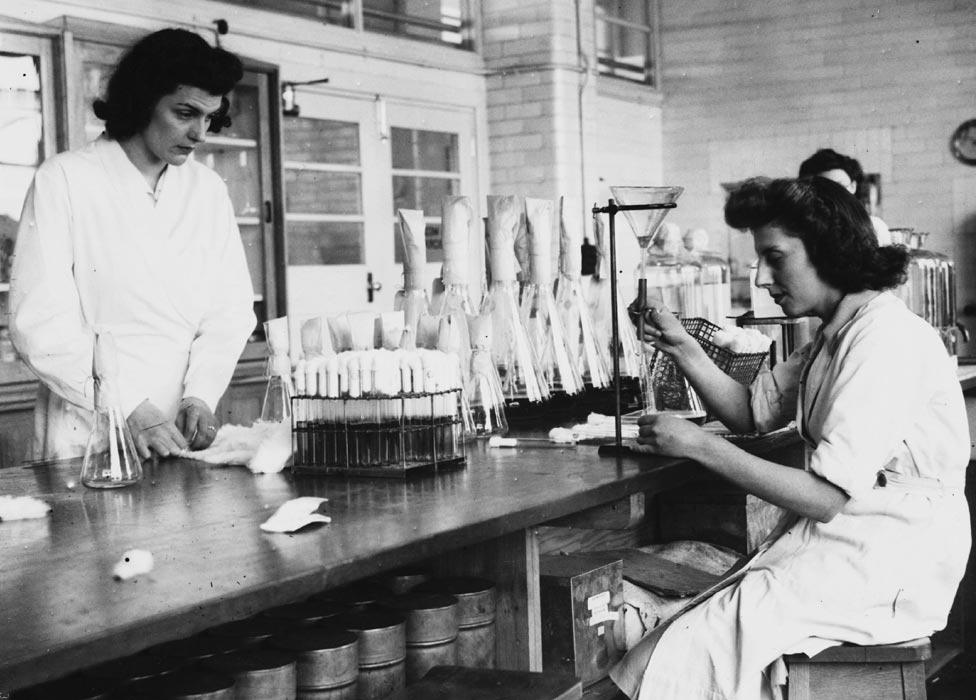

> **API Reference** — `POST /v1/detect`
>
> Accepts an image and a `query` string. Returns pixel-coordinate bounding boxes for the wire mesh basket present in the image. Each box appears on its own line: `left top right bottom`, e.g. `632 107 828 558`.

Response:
291 389 466 477
646 317 769 416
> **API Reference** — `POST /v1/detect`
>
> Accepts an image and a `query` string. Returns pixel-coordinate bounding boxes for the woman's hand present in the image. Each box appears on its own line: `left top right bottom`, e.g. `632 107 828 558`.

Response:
127 399 189 459
637 412 708 459
641 308 698 360
176 396 219 450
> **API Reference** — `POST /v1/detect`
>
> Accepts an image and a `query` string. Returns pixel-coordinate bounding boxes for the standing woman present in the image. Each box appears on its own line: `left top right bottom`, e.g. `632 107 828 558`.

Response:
10 28 256 461
611 177 970 699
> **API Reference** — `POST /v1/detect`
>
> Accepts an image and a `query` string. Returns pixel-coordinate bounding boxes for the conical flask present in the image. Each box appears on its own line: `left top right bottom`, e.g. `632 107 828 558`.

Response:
519 198 584 395
483 195 549 403
81 331 143 489
466 313 508 436
261 317 292 422
555 196 611 389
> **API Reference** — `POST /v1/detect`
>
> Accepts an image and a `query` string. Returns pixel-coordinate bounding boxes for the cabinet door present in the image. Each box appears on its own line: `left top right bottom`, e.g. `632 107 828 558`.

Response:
283 92 390 319
195 68 282 335
0 31 59 322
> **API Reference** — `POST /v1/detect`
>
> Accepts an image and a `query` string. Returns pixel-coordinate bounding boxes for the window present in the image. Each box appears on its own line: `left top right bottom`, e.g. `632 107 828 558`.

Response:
283 117 366 265
222 0 472 49
390 126 460 263
595 0 659 87
363 0 469 48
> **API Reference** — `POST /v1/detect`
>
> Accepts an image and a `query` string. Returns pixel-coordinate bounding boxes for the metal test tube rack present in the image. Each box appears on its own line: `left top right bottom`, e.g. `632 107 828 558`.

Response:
591 199 677 456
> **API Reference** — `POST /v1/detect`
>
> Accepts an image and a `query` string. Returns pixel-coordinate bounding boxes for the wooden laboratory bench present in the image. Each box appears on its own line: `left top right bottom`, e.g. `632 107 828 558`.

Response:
0 428 801 692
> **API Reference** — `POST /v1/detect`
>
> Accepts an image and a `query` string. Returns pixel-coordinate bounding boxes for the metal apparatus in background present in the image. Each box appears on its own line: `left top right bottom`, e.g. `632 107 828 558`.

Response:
889 228 967 358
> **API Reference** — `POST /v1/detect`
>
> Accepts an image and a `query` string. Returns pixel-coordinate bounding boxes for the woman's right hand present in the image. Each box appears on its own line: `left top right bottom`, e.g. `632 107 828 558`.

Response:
641 307 697 359
127 399 189 459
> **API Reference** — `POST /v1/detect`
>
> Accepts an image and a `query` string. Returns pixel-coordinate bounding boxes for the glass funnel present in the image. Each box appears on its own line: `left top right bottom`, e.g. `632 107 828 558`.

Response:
81 331 143 489
609 185 683 413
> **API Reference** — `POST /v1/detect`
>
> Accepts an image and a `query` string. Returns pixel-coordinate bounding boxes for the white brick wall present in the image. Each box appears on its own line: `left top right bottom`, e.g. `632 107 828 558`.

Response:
660 0 976 348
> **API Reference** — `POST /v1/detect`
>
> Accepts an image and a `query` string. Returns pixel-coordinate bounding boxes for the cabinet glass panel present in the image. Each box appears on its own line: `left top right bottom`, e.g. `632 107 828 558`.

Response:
238 223 265 297
288 221 364 265
283 117 359 165
197 145 262 218
78 42 124 142
285 169 362 215
0 52 43 282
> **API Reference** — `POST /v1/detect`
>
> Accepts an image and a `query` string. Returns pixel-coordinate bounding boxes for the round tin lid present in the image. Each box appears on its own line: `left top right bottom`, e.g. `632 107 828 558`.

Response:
271 627 359 652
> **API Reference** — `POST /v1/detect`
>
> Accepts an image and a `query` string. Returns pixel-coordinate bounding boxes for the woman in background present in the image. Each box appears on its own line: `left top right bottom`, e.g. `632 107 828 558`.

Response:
10 28 255 460
611 176 969 699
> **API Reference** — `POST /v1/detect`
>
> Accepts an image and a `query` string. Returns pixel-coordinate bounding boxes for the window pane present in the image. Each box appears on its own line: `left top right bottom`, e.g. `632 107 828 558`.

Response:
394 221 443 264
286 170 362 215
220 0 352 27
393 175 459 215
596 0 648 24
363 0 467 47
288 221 364 265
195 145 262 218
0 51 45 283
597 23 651 82
391 127 458 172
238 223 265 296
283 117 360 165
219 83 259 141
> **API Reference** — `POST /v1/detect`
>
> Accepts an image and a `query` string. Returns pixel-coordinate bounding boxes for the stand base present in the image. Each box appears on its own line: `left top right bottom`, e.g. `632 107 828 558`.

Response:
597 443 634 458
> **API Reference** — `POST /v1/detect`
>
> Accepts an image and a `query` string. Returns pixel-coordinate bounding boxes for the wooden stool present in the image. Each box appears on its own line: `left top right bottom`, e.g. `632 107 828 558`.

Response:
785 637 930 700
392 665 582 699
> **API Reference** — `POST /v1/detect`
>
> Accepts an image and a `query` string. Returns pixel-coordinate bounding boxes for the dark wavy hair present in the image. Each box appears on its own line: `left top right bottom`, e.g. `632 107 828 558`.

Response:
724 177 908 292
798 148 864 184
93 29 243 140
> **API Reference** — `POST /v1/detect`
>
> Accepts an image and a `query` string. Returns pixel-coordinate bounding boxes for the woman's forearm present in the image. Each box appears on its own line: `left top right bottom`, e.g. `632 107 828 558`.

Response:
673 345 756 433
689 432 848 522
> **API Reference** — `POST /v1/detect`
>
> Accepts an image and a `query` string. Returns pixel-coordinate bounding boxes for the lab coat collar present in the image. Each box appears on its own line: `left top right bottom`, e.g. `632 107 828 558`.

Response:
818 290 888 352
94 135 172 204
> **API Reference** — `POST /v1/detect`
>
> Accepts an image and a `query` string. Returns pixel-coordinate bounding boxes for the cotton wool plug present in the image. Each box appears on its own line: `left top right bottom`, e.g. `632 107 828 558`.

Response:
112 549 154 581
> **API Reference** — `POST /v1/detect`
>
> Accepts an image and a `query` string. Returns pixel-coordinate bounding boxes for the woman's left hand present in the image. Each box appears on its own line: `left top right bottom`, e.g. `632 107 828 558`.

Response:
637 413 706 459
177 397 218 450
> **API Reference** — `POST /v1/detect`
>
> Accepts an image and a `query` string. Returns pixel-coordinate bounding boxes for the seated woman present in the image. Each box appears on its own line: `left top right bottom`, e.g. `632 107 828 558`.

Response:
610 176 970 699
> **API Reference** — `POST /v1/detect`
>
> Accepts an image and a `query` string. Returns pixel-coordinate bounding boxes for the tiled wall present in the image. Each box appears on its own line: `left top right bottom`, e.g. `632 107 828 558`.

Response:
658 0 976 345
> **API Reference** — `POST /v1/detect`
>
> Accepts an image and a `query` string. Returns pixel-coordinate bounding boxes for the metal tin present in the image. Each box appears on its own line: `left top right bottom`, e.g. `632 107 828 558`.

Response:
388 592 459 644
356 658 406 700
404 637 457 684
206 616 297 646
83 653 183 683
332 608 406 667
272 628 359 690
263 601 347 627
415 577 496 627
132 669 236 699
379 568 430 596
11 674 116 700
310 582 391 611
146 635 246 663
202 649 297 700
294 682 358 700
456 622 496 669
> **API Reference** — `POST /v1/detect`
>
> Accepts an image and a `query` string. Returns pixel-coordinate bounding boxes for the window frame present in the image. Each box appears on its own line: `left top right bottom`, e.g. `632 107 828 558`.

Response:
594 0 662 89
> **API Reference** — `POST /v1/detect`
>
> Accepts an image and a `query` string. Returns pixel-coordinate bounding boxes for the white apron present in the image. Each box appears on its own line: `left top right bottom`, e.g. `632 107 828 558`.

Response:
10 136 256 459
611 292 971 699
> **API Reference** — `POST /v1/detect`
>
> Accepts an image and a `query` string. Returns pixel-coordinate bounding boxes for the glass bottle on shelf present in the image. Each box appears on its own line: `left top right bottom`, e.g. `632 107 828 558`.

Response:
81 331 143 489
682 228 731 326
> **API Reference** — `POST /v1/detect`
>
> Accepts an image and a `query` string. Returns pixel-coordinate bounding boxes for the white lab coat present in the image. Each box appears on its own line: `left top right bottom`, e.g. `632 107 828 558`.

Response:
10 136 256 459
611 291 970 699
